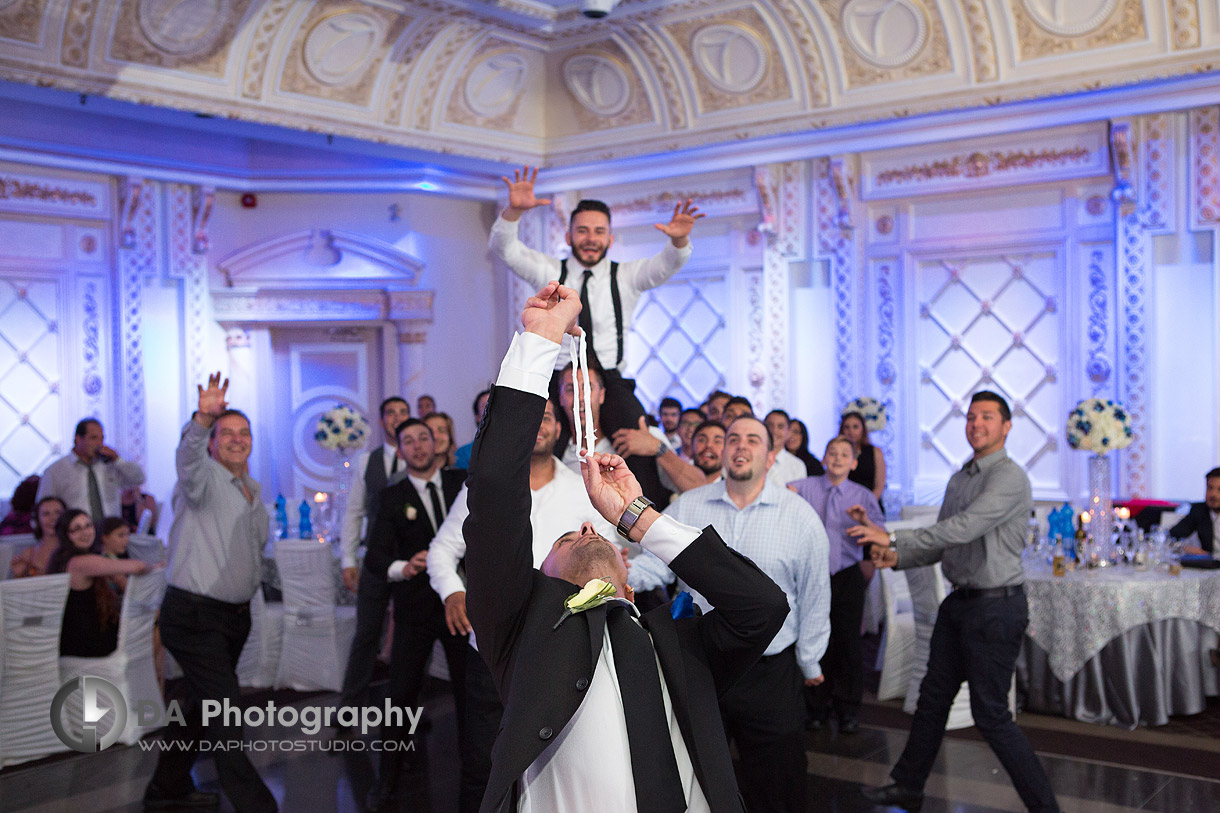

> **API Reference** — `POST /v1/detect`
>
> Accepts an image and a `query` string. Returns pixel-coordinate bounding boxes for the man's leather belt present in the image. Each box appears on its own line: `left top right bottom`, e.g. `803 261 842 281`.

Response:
952 584 1024 600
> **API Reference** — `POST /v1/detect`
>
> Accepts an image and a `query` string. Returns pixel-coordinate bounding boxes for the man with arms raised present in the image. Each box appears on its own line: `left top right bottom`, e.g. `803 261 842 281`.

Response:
463 281 788 813
850 392 1060 812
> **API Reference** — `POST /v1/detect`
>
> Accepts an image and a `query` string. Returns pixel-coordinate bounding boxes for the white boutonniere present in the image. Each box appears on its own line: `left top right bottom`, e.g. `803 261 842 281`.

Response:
405 505 418 521
553 577 616 630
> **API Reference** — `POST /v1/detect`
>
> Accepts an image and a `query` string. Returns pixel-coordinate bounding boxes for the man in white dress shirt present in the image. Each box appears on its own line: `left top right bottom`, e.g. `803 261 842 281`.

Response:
38 418 145 525
336 396 409 712
765 409 811 487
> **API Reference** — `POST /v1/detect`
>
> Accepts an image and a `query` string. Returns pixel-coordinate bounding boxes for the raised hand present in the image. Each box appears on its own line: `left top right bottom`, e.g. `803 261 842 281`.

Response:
521 281 582 343
580 450 643 525
196 372 229 422
500 165 553 220
654 198 705 247
846 504 877 528
612 416 663 458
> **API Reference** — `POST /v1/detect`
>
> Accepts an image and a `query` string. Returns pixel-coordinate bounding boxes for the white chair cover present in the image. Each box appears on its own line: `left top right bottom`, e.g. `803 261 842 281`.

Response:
0 542 13 581
126 535 167 566
0 573 71 766
4 534 37 574
273 541 355 692
875 567 915 701
59 571 167 746
237 590 284 689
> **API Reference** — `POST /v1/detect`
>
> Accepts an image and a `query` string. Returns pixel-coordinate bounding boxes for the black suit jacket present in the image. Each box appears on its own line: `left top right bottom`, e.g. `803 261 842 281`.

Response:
1169 502 1216 552
364 468 466 613
463 383 788 813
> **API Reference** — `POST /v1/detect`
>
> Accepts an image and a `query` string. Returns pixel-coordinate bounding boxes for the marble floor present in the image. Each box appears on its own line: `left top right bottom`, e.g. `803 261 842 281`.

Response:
3 681 1218 812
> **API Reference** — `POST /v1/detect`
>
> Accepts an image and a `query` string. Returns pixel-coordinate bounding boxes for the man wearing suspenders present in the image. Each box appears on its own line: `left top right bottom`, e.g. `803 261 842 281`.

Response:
489 166 703 501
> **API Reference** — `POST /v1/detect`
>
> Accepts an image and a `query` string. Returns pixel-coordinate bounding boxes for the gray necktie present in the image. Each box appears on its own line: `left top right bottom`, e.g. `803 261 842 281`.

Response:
86 462 105 525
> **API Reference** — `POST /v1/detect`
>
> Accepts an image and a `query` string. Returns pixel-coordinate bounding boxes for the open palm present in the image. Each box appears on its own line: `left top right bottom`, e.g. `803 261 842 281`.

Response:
501 165 552 212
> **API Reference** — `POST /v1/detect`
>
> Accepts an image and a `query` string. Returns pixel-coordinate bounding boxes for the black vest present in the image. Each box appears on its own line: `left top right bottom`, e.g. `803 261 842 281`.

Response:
363 446 390 540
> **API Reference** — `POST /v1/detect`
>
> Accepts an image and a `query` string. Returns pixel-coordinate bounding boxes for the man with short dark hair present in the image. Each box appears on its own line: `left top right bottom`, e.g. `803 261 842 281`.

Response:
721 396 753 425
38 417 145 526
416 394 436 418
690 421 726 484
704 391 731 423
454 388 492 470
1169 466 1220 557
336 395 409 712
851 391 1060 812
677 407 705 460
145 374 275 812
658 397 683 447
764 409 807 489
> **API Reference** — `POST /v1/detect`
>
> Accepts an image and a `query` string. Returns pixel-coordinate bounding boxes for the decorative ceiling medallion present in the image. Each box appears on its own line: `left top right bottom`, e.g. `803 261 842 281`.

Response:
562 53 631 117
464 52 527 117
842 0 929 69
691 23 767 94
303 11 383 87
137 0 231 57
1021 0 1117 37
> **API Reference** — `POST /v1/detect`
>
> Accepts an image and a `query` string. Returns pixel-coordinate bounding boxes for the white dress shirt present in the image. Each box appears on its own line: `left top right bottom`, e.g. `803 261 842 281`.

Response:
767 448 808 490
489 215 692 371
37 452 145 519
495 329 710 813
386 469 444 582
339 443 399 568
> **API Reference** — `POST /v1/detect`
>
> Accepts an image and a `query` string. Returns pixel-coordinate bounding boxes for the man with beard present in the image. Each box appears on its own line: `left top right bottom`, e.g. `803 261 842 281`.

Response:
667 415 830 813
690 421 726 484
490 165 703 486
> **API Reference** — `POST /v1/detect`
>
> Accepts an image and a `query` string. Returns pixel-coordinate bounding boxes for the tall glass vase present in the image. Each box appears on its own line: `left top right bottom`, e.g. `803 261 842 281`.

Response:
1087 453 1112 551
330 451 355 546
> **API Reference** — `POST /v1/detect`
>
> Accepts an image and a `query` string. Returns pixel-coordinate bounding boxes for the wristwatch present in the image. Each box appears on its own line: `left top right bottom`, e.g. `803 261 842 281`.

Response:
888 531 898 545
654 439 669 457
617 496 655 541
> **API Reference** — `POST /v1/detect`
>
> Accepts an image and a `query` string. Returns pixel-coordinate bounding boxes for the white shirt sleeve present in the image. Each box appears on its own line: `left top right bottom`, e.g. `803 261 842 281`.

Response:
496 331 562 396
617 240 693 294
488 214 562 289
427 486 472 602
387 560 408 582
340 451 374 569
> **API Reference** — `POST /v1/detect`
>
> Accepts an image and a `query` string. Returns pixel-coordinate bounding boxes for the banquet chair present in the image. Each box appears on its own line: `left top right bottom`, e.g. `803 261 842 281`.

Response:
273 540 355 692
0 573 71 766
58 571 167 746
236 589 284 688
0 541 13 580
875 567 915 701
126 534 167 566
4 533 36 570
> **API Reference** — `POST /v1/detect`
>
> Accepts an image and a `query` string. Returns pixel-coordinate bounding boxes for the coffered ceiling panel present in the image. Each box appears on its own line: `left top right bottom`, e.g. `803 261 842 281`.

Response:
0 0 1214 166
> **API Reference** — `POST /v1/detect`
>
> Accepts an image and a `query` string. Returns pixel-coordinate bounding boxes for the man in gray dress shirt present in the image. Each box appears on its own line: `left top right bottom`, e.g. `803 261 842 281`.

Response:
144 373 276 813
37 417 145 525
850 391 1059 812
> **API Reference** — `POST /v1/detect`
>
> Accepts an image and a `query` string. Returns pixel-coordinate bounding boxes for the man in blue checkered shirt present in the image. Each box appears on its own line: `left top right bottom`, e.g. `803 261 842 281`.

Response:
667 414 830 813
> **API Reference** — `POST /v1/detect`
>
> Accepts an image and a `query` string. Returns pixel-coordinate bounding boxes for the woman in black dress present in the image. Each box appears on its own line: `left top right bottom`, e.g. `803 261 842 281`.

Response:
839 411 886 510
785 419 825 476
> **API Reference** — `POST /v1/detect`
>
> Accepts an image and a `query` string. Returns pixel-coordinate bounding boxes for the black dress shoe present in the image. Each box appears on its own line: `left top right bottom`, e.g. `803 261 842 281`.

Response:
143 790 221 810
838 717 860 734
365 776 398 812
861 783 923 811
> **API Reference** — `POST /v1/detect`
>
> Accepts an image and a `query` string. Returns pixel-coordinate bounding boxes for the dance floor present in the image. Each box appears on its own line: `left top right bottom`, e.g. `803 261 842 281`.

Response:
2 673 1218 813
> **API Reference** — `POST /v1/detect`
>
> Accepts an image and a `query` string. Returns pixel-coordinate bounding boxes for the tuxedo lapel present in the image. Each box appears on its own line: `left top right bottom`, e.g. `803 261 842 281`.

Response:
585 603 608 677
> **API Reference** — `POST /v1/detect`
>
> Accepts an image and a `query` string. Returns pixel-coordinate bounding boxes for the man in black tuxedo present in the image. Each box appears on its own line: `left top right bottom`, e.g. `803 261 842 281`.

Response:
1169 466 1220 556
363 418 468 811
463 281 789 813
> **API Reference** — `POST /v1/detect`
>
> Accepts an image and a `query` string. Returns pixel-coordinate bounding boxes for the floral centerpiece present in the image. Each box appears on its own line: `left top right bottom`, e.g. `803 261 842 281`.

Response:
315 404 370 453
1065 397 1133 548
841 396 887 432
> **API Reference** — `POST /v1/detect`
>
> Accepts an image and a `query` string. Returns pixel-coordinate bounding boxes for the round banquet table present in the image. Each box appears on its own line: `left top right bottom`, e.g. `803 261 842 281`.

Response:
1016 563 1220 729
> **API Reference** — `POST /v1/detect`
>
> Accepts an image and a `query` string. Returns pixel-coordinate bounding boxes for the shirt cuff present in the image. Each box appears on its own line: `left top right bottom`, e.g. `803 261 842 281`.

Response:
639 513 700 566
341 553 358 569
387 560 408 582
496 331 561 398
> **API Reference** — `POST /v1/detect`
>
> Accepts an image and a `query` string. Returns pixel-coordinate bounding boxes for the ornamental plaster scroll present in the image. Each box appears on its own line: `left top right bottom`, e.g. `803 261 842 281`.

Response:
1141 113 1174 231
279 2 409 107
1084 248 1111 394
743 267 765 408
1117 207 1151 497
216 229 425 289
382 13 454 125
813 157 860 413
825 0 951 89
240 0 295 99
665 11 788 114
80 278 103 418
413 22 484 131
752 161 803 411
0 171 109 218
1189 106 1220 227
1011 0 1144 61
212 289 434 324
1109 120 1137 213
873 258 898 477
117 176 143 249
191 186 215 254
167 184 211 396
448 44 529 127
621 23 686 130
767 0 828 106
117 177 160 468
961 0 997 81
1169 0 1200 50
108 0 248 75
61 0 100 69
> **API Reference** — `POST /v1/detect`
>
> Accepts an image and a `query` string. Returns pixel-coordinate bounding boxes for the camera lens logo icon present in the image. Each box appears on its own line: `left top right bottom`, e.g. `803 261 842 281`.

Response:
50 676 128 752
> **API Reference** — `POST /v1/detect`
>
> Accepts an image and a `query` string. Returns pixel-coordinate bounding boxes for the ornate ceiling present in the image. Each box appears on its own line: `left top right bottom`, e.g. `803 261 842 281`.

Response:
0 0 1216 168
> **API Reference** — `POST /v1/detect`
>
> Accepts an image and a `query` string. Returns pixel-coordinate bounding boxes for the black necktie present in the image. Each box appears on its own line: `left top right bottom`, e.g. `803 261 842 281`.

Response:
578 270 603 370
390 454 399 475
606 604 686 813
86 462 105 526
426 481 445 534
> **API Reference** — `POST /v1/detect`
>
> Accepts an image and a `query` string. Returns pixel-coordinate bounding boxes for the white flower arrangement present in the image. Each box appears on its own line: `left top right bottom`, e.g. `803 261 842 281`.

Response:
1065 398 1133 454
314 404 371 453
842 396 887 432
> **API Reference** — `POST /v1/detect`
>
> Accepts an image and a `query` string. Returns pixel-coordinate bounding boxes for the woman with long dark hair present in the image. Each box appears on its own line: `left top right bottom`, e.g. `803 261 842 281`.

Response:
10 495 66 578
838 411 886 509
48 509 149 657
785 419 825 477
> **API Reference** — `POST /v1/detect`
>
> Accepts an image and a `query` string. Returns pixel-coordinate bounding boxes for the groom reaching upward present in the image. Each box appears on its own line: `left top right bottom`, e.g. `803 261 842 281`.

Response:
462 281 788 813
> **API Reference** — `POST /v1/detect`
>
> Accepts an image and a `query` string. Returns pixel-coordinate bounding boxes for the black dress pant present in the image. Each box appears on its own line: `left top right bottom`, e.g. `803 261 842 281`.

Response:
808 563 866 720
890 589 1059 812
459 644 503 813
378 595 469 781
719 645 807 813
146 587 277 813
339 566 392 708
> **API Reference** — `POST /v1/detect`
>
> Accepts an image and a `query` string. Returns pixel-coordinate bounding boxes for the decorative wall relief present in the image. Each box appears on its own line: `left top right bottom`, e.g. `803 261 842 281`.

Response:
1117 209 1150 496
961 0 998 81
1141 113 1174 230
279 1 407 106
240 0 293 99
665 11 788 113
61 0 100 69
117 177 159 467
109 0 248 74
1084 248 1111 394
814 157 859 412
692 23 767 93
461 49 528 120
136 0 231 57
562 53 632 117
303 8 383 87
0 171 108 218
1012 0 1144 60
167 183 210 401
824 0 951 89
0 0 44 44
1168 0 1200 50
1189 105 1219 227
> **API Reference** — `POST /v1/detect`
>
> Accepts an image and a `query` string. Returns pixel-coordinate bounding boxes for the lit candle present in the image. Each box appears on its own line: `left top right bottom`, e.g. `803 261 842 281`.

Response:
1080 511 1090 526
314 492 328 504
1117 507 1130 521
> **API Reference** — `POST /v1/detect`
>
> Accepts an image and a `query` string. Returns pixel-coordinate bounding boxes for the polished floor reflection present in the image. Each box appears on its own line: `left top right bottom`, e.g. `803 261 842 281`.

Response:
2 679 1218 812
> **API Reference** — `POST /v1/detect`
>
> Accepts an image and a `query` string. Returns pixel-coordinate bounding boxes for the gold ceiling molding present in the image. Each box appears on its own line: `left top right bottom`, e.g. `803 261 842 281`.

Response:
0 0 1216 167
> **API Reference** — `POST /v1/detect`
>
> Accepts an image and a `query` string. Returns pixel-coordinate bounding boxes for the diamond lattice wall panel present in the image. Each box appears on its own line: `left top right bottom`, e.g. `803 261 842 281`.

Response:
0 277 62 492
914 253 1063 495
624 271 729 413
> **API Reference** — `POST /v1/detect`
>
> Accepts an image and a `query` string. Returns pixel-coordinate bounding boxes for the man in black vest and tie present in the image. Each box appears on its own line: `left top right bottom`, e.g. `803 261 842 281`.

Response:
463 280 789 812
489 166 703 503
363 417 468 811
338 396 410 712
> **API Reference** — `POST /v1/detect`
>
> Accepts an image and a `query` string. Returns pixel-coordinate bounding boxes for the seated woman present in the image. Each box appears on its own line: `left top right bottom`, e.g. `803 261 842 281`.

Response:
10 496 66 578
48 509 150 658
0 475 40 535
